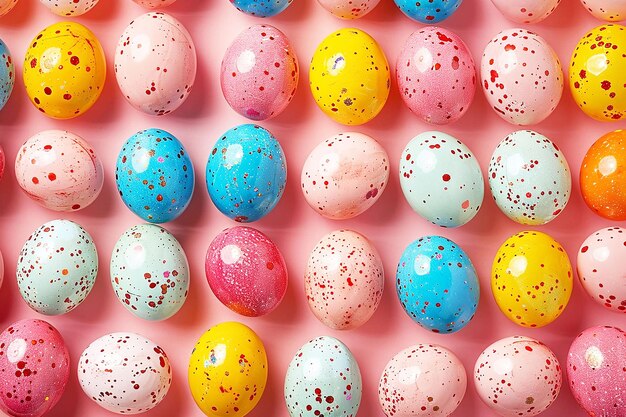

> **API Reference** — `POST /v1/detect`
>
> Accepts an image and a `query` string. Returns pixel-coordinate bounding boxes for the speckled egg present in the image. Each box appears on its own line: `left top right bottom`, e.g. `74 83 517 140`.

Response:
0 0 18 16
490 0 561 23
567 325 626 416
394 0 462 23
317 0 381 18
581 0 626 21
229 0 292 17
115 12 196 116
481 28 563 125
475 336 562 417
40 0 99 16
301 132 389 220
110 223 189 321
206 226 288 317
15 130 104 212
399 131 484 228
0 38 14 111
378 344 467 417
23 22 106 119
310 28 390 126
488 130 571 225
116 128 194 223
397 28 476 125
396 235 479 334
132 0 177 8
206 124 286 223
305 230 384 330
578 227 626 313
0 319 70 417
285 336 362 417
78 332 172 414
16 219 98 316
189 322 267 417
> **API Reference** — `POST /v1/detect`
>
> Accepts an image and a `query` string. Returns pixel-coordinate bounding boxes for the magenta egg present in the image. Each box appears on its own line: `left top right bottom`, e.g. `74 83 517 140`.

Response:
206 226 288 317
491 0 561 23
397 27 476 125
0 319 70 417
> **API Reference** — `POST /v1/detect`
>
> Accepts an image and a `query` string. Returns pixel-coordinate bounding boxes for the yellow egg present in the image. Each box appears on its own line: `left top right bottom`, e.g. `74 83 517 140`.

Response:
309 28 390 125
570 24 626 121
491 231 573 328
188 322 267 417
23 22 106 119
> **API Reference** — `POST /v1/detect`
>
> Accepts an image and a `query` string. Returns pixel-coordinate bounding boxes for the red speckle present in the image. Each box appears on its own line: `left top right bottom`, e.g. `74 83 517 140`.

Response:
347 277 354 286
461 200 470 209
601 80 611 90
48 173 56 181
70 56 79 65
442 174 451 181
525 346 533 352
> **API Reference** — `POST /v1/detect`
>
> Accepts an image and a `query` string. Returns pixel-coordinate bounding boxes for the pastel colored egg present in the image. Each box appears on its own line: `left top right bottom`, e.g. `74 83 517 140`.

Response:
115 12 197 116
110 224 189 321
399 131 484 228
206 124 286 223
310 28 390 125
78 332 172 414
378 344 467 417
17 219 98 316
221 25 298 121
397 27 476 125
133 0 177 8
580 130 626 220
15 130 104 212
475 336 562 417
492 231 572 328
394 0 462 23
580 0 626 21
0 38 14 111
0 0 17 16
305 230 384 330
23 22 106 119
40 0 99 16
488 130 571 225
567 325 626 415
396 235 479 333
317 0 381 18
116 128 194 223
229 0 292 17
285 336 362 417
0 319 70 417
205 226 288 317
189 322 267 417
301 132 389 220
481 28 563 125
578 227 626 313
491 0 561 23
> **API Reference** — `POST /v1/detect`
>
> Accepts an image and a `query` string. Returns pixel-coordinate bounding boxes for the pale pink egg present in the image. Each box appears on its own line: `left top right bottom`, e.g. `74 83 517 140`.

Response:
39 0 99 16
317 0 381 18
491 0 561 23
580 0 626 21
0 0 18 16
132 0 177 8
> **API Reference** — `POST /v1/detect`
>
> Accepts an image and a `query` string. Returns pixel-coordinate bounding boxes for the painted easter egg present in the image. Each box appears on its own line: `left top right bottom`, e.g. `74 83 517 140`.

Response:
475 336 562 417
488 130 571 225
115 12 197 116
396 235 479 333
189 322 267 417
0 0 17 16
285 336 362 417
481 28 563 125
206 124 286 223
399 131 484 228
305 230 384 330
78 332 171 414
490 0 561 23
301 132 389 220
110 224 189 321
580 130 626 220
15 130 104 212
40 0 99 16
317 0 380 18
0 38 14 111
378 344 467 417
397 27 476 125
116 128 194 223
133 0 177 8
23 22 105 119
0 319 70 417
394 0 462 23
205 226 288 317
581 0 626 22
229 0 292 17
310 28 390 125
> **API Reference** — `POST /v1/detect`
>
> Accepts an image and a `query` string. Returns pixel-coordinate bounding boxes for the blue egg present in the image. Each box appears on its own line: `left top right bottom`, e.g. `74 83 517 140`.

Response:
116 128 194 223
394 0 462 23
229 0 293 17
206 124 287 223
0 38 14 111
396 235 479 333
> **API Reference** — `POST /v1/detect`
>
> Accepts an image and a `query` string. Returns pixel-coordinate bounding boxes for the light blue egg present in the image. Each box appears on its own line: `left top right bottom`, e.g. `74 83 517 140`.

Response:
394 0 462 23
229 0 293 17
0 38 14 111
116 128 194 223
396 235 479 333
206 124 287 223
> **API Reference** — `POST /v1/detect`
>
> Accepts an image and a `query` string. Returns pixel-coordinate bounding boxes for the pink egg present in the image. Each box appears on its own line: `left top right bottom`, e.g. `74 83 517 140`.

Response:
0 319 70 417
206 226 288 317
132 0 177 8
491 0 561 23
0 144 4 180
481 29 563 125
39 0 99 16
301 132 389 220
15 130 103 212
115 12 197 116
221 24 298 121
316 0 381 18
567 326 626 415
474 336 562 417
397 27 476 125
305 229 384 330
580 0 626 21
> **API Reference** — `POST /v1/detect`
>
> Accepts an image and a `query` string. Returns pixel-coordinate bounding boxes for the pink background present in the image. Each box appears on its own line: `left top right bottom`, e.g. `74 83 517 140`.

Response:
0 0 624 416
